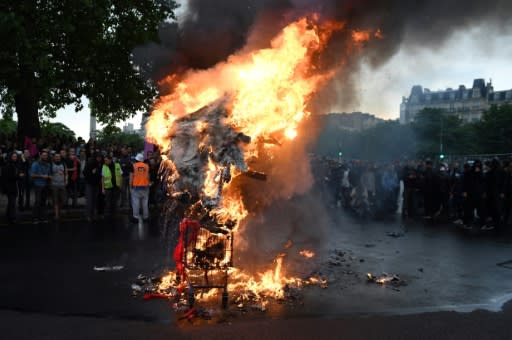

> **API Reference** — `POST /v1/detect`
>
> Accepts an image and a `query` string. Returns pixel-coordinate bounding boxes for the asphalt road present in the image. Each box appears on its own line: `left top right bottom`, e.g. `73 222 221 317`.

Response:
1 206 512 339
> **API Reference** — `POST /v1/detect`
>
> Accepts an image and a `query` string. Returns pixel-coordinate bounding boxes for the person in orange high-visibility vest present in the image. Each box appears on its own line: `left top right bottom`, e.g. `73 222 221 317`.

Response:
130 153 150 223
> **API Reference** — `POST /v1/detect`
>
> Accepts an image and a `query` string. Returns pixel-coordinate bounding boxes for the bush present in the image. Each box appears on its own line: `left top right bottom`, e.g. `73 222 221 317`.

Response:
96 127 144 150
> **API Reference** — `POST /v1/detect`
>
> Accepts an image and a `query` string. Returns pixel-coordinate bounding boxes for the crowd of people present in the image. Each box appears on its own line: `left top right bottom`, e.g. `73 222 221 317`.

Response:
3 135 512 234
0 137 162 225
314 156 512 231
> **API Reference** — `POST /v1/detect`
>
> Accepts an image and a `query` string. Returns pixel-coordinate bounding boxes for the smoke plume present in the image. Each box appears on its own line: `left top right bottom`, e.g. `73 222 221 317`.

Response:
134 0 512 109
135 0 512 269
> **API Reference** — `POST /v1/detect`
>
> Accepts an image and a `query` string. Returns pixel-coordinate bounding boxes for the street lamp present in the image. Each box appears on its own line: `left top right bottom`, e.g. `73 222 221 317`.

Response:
439 114 444 160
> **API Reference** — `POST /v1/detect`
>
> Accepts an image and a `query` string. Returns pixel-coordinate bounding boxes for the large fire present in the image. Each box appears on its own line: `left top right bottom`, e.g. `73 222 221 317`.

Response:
147 15 377 305
147 17 345 153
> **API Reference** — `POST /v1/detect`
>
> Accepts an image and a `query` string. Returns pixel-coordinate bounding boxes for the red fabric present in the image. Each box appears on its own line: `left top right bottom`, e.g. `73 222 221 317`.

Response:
24 136 38 157
173 218 201 280
71 158 79 181
178 308 197 321
143 293 170 300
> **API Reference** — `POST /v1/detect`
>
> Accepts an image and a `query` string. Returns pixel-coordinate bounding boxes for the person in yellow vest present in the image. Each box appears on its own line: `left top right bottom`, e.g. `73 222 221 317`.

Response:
101 155 122 220
130 153 150 223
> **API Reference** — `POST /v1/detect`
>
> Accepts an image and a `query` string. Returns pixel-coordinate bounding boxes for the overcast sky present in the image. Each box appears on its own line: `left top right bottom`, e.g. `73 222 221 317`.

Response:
53 12 512 139
347 24 512 119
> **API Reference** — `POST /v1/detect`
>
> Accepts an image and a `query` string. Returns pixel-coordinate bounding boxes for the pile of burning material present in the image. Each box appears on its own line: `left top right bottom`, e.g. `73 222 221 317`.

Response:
141 15 381 315
164 97 251 207
131 274 173 298
154 98 262 309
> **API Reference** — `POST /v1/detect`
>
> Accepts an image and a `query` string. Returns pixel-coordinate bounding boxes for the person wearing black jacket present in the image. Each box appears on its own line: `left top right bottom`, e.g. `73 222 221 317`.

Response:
422 160 440 219
462 160 486 229
450 163 464 223
3 152 21 224
438 164 451 218
119 147 132 208
83 153 103 222
17 150 31 211
503 161 512 228
485 159 506 230
402 166 420 218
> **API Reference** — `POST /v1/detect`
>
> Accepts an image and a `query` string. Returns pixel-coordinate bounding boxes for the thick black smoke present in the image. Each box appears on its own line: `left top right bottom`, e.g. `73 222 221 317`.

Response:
134 0 512 89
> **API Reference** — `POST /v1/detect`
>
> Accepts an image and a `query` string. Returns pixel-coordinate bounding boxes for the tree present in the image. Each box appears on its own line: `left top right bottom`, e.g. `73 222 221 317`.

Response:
411 108 463 157
96 128 144 151
0 115 16 140
0 1 177 141
476 104 512 154
41 121 76 142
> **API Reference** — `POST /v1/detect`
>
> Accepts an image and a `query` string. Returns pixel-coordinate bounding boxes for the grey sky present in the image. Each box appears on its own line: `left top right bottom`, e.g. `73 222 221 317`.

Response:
349 24 512 119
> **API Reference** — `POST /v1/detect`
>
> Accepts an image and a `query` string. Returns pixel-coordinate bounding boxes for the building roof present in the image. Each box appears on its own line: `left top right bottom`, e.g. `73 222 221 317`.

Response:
405 78 506 104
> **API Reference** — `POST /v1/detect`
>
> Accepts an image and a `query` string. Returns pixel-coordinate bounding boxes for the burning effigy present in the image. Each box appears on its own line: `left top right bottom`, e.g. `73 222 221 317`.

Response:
140 15 379 313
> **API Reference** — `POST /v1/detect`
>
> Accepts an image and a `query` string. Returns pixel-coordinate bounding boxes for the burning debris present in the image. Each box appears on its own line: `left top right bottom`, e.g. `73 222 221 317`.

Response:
367 273 407 287
165 98 250 207
299 250 316 258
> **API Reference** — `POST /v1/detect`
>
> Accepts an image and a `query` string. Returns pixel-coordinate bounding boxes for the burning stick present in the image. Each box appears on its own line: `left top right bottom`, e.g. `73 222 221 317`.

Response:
367 273 407 287
243 170 267 181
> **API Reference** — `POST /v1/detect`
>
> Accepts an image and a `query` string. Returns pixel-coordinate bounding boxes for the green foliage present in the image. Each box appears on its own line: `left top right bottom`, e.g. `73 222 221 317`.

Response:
41 121 76 141
0 1 178 136
476 104 512 153
411 104 512 156
411 108 464 157
0 115 16 138
99 125 122 137
314 103 512 160
96 128 144 151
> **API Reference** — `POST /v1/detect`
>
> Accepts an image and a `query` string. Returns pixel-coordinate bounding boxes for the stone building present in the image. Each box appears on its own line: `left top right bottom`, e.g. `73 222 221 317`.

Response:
400 78 512 124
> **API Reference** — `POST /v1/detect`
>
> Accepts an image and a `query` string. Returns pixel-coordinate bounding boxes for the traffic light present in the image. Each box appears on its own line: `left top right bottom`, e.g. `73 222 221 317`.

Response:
338 151 343 157
439 154 445 160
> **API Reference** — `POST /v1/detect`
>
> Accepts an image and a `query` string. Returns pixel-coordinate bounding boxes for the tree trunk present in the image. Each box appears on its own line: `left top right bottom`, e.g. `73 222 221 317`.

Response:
15 89 40 144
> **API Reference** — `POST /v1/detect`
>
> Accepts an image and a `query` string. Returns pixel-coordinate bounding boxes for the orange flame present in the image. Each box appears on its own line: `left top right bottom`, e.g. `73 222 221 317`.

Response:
352 30 371 43
146 16 345 150
299 250 316 258
352 29 383 44
228 253 303 299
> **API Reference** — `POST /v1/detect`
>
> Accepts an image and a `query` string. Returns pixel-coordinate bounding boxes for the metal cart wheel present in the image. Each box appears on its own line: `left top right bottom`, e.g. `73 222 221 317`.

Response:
222 290 228 309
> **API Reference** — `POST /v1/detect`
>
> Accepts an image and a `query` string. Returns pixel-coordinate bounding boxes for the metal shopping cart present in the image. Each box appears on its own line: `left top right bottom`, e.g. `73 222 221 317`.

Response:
181 219 234 309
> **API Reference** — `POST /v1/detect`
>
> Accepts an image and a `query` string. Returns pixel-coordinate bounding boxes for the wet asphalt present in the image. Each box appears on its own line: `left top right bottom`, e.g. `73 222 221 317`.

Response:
1 205 512 339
